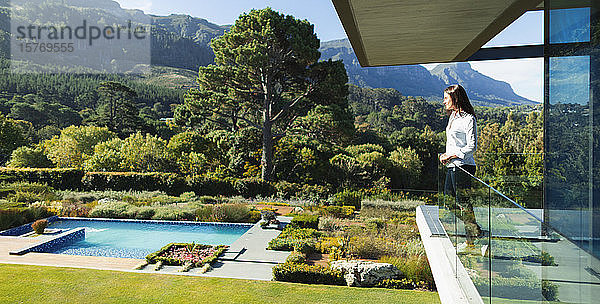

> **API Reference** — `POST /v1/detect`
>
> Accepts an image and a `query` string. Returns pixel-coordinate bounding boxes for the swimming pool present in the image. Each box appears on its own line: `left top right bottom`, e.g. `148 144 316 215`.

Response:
46 218 252 259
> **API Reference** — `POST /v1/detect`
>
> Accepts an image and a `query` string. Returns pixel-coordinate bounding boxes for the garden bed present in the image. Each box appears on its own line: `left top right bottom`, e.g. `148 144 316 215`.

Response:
146 243 228 267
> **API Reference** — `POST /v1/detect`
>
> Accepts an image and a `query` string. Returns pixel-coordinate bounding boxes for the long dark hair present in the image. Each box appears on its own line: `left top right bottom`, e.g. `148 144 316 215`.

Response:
444 85 475 117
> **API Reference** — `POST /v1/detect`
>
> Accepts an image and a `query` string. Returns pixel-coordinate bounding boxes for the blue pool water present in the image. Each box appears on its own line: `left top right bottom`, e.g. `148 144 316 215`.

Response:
47 219 251 259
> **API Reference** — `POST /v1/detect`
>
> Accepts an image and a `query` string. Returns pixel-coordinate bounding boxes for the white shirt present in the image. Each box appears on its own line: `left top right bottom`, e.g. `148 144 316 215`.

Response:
445 111 477 167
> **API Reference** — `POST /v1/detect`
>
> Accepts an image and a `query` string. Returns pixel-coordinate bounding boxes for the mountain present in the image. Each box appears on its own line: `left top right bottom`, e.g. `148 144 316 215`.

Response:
319 39 538 107
431 62 537 106
0 1 537 107
151 14 229 70
319 39 445 99
0 0 228 71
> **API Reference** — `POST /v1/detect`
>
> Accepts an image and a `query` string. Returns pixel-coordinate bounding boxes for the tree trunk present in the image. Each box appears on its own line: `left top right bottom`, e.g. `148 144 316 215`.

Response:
260 72 274 181
261 118 274 181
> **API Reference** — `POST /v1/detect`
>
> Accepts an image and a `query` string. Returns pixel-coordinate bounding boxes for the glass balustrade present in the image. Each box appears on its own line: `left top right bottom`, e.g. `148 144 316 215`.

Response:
436 156 599 303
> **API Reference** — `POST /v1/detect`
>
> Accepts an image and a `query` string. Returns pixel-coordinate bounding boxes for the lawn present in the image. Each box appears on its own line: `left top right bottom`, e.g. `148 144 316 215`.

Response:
0 264 441 304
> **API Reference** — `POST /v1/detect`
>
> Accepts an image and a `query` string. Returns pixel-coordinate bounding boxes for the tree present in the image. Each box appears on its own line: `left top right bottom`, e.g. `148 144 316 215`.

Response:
0 114 27 164
168 131 220 175
389 146 423 189
84 133 176 172
43 125 115 168
7 146 53 168
181 8 349 181
94 81 140 136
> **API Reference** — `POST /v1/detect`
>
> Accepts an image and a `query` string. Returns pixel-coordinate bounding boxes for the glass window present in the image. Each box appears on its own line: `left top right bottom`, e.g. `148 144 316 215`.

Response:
549 7 591 44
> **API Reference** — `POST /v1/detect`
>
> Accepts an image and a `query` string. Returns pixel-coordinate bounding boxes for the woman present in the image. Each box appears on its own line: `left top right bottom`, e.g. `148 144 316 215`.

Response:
439 84 481 246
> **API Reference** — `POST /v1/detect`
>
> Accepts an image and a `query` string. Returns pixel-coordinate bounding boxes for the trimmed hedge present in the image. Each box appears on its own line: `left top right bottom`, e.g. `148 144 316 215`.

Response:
0 168 84 190
272 262 345 285
268 238 318 254
187 176 236 196
285 251 307 264
83 172 188 195
0 168 328 199
267 226 321 253
146 243 228 267
290 214 319 229
319 206 355 218
234 178 276 198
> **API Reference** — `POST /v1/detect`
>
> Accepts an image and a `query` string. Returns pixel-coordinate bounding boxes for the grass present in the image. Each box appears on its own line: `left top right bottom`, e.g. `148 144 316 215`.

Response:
0 264 441 304
482 297 565 304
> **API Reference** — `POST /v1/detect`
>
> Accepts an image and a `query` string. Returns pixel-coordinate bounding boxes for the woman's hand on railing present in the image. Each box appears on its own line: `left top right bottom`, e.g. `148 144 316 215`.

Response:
439 153 456 165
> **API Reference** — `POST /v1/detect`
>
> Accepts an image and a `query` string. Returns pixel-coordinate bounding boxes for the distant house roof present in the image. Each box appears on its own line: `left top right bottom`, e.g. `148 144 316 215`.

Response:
331 0 543 67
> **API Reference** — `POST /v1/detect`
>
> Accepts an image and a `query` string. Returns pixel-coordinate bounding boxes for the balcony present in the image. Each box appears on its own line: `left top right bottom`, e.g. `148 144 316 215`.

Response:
416 158 600 303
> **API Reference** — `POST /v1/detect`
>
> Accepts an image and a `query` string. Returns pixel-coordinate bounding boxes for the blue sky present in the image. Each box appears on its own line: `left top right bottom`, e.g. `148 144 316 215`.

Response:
116 0 543 102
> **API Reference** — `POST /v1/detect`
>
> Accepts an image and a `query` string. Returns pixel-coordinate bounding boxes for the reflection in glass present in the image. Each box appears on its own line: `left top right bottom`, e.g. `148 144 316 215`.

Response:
546 56 591 245
549 7 591 44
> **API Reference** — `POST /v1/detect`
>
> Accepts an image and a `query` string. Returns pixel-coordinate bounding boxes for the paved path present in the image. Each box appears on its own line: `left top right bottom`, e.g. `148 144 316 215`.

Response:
201 216 292 280
0 235 141 271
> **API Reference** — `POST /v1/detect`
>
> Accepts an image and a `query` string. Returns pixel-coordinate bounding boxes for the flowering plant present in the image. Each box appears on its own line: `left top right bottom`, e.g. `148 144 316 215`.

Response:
146 243 228 267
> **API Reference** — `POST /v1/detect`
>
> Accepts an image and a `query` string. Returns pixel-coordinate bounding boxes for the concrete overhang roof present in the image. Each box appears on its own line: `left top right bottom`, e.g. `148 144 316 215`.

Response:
331 0 543 67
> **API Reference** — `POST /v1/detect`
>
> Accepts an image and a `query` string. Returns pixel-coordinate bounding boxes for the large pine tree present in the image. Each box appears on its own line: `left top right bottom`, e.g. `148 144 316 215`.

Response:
182 8 349 181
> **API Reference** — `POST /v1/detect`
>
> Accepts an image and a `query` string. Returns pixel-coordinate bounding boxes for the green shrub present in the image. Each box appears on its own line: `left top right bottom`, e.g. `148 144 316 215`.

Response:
132 206 156 219
248 210 261 223
194 204 258 223
0 206 53 231
319 205 355 218
197 196 226 204
234 178 276 198
272 262 345 285
0 168 84 190
349 235 387 259
317 217 343 232
331 190 362 209
285 251 306 264
542 280 559 301
290 214 319 229
361 199 422 212
83 172 188 195
220 204 252 223
273 181 301 200
365 218 386 231
152 207 195 221
89 201 132 218
7 146 53 168
274 181 331 200
300 184 332 200
195 205 219 222
187 176 236 196
267 238 317 254
31 219 48 234
523 251 557 266
267 226 321 253
2 182 57 202
375 278 416 290
278 226 321 239
379 255 434 290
